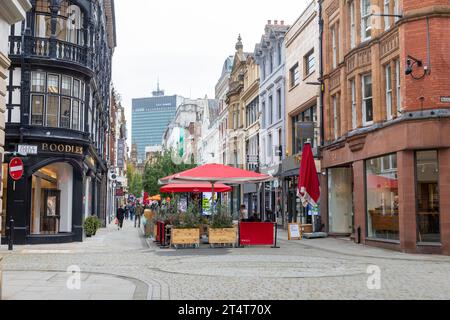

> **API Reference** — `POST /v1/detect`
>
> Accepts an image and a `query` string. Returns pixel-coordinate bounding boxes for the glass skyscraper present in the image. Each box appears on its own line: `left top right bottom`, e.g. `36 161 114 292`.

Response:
132 92 183 161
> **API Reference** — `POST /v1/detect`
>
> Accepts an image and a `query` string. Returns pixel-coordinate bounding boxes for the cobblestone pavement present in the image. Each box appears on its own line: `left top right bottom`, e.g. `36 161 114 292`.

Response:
1 220 450 300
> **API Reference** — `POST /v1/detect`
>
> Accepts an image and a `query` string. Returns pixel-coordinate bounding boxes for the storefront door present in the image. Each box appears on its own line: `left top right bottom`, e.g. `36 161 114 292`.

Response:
328 167 354 235
31 163 73 235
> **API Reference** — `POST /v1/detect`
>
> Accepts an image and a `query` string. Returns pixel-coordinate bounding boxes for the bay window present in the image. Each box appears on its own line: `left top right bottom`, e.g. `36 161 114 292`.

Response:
31 71 85 131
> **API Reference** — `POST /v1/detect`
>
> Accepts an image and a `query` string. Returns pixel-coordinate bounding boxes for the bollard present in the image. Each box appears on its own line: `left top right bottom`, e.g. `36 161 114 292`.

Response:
357 226 361 244
8 219 14 251
271 222 280 249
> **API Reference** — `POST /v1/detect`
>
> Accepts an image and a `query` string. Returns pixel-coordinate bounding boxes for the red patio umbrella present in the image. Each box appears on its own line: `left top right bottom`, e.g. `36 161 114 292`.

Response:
298 142 320 208
160 183 232 193
160 164 271 206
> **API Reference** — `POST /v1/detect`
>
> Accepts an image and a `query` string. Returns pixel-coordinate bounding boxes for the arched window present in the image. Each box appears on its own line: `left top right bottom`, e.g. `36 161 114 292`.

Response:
34 0 85 45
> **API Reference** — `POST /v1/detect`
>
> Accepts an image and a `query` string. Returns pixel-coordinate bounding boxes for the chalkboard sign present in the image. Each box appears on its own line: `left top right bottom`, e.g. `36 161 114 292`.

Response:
288 223 302 240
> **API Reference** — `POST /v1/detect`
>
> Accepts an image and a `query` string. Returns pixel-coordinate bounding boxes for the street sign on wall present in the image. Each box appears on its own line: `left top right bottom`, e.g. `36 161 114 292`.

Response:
9 157 24 181
18 144 38 155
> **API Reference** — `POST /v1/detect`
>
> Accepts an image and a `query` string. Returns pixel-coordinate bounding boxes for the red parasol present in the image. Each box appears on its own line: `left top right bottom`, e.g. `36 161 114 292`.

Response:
298 142 320 208
160 183 232 193
160 164 271 185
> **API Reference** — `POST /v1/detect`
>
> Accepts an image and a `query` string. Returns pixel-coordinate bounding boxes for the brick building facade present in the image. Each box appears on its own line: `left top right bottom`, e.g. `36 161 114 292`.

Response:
321 0 450 254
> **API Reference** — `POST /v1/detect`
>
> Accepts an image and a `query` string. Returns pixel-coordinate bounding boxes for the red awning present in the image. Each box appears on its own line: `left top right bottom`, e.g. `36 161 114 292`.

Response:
160 183 232 193
160 164 271 185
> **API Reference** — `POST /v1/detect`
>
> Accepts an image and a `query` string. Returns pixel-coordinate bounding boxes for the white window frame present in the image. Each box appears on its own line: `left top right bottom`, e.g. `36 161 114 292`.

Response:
351 79 357 130
386 64 393 120
362 74 373 126
361 0 372 41
333 95 338 140
332 26 337 68
396 59 402 114
384 0 390 30
349 1 356 49
394 0 400 22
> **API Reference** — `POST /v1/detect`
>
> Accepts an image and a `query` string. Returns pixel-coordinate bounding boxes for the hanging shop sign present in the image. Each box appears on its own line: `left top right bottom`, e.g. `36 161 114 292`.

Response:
40 143 84 155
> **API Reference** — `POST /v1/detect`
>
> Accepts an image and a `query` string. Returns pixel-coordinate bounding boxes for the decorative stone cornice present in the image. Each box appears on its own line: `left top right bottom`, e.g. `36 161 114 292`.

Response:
0 0 31 25
0 51 11 71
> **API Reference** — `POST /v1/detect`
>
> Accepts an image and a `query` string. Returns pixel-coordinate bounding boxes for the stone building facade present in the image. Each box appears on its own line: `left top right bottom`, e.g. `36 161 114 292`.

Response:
321 0 450 255
283 1 321 227
254 20 290 222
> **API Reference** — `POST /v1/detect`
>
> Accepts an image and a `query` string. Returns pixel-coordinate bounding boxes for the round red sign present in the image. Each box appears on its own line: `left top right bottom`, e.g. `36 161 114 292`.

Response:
9 157 24 181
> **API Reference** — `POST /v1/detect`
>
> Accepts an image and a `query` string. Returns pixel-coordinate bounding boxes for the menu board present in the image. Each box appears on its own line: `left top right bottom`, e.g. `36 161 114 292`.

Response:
288 223 302 240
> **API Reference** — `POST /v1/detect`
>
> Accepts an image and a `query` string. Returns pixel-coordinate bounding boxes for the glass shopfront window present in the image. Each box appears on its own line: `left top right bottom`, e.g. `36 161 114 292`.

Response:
31 163 73 235
31 71 85 131
366 154 399 241
416 151 440 243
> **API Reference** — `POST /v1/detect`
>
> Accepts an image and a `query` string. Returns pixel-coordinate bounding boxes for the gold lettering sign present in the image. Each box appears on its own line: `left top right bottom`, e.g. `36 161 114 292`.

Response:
41 143 84 155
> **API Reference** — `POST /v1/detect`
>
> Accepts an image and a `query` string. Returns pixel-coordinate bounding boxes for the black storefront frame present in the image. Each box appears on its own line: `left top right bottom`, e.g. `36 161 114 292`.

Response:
2 154 85 245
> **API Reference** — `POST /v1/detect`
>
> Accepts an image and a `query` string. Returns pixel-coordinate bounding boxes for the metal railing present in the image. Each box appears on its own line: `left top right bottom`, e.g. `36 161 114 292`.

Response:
9 35 89 67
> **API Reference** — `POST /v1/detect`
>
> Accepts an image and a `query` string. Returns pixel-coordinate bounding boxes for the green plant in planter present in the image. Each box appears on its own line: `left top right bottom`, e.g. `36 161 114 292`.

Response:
84 216 97 237
172 203 201 229
93 216 102 234
210 205 233 229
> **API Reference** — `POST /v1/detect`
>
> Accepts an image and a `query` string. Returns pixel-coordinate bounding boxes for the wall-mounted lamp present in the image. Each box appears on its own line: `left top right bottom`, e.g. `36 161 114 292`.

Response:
406 53 430 80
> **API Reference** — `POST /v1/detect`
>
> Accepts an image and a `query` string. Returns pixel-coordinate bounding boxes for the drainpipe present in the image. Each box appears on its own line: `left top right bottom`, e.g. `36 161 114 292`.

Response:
318 0 325 148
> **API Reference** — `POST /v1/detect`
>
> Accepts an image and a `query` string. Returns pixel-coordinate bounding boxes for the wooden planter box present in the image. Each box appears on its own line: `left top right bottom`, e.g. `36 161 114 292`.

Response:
171 228 200 248
209 228 237 246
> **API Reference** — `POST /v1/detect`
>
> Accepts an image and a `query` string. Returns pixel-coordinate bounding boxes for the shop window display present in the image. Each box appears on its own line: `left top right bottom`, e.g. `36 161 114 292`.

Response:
416 150 440 243
366 154 399 241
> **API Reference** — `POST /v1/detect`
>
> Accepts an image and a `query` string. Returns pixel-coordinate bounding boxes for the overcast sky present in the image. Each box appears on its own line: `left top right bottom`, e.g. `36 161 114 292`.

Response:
112 0 310 141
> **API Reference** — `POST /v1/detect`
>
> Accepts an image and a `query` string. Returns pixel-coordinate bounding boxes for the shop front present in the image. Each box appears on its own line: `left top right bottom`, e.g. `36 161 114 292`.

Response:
322 118 450 255
2 140 105 245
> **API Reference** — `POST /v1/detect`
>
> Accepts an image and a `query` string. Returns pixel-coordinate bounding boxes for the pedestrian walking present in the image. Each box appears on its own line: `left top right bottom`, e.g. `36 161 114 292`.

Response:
130 204 136 222
116 206 125 230
124 204 130 220
135 202 144 228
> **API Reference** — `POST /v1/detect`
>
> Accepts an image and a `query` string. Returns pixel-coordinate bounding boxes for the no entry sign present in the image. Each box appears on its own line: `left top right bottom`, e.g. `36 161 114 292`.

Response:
9 157 24 181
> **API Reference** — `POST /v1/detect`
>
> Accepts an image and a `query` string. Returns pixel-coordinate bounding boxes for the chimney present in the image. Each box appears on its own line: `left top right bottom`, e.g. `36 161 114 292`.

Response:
274 20 278 25
267 20 272 25
281 20 285 25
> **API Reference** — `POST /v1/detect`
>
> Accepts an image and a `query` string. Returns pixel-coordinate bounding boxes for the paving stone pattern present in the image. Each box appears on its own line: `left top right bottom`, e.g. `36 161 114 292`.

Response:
1 220 450 300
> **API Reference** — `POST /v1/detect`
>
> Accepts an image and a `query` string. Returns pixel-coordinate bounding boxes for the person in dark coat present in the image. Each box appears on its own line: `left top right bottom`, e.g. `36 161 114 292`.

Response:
116 206 125 230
